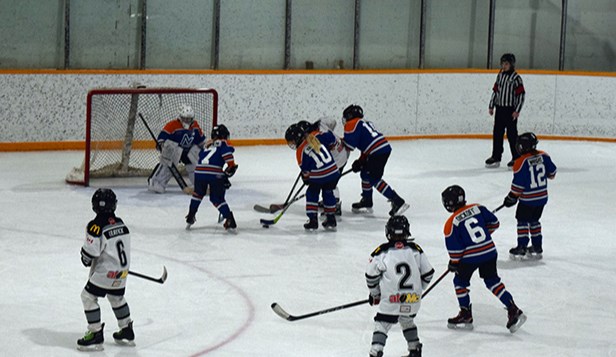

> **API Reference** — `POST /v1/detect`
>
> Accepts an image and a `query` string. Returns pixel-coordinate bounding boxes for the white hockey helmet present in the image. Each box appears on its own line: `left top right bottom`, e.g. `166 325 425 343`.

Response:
179 104 195 126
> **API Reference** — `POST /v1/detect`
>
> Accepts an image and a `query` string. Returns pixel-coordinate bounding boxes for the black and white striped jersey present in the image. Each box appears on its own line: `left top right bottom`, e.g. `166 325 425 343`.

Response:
489 70 525 112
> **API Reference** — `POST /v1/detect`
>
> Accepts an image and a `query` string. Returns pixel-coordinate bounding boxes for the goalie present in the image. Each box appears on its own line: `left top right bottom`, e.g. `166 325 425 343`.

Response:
148 105 206 193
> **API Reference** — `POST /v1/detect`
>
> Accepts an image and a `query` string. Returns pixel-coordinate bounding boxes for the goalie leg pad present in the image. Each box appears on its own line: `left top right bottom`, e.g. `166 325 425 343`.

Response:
161 140 183 167
148 164 173 193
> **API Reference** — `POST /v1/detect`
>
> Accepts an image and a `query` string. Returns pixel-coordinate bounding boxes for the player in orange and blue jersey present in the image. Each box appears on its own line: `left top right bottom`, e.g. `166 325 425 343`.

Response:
285 123 340 231
341 105 408 217
185 124 238 232
503 132 557 259
441 185 526 333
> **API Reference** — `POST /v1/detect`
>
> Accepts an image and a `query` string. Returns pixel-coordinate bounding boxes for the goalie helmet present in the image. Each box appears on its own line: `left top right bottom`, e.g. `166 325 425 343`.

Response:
179 104 195 127
516 132 538 155
385 215 411 241
441 185 466 213
211 124 230 140
500 53 516 67
285 123 305 150
92 188 117 214
342 104 364 124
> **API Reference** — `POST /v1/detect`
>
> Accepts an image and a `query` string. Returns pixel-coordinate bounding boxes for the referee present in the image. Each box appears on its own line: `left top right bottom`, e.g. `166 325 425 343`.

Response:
486 53 525 169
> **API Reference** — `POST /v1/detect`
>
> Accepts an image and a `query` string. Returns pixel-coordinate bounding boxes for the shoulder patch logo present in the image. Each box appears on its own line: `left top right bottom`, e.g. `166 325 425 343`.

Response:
89 224 101 235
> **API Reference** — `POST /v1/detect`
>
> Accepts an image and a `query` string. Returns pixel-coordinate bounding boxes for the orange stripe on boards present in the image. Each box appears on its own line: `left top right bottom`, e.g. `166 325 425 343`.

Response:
1 134 615 152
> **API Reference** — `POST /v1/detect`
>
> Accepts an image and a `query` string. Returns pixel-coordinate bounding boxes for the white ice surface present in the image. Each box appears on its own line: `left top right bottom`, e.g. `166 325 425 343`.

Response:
1 139 615 357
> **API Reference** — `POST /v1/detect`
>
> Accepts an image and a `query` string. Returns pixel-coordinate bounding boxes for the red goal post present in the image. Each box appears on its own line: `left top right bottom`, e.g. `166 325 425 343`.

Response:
66 87 218 186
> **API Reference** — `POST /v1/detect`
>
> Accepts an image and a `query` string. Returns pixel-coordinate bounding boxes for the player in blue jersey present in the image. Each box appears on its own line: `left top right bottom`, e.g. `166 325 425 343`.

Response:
285 123 340 231
441 185 526 333
148 105 206 193
341 105 408 216
185 124 238 232
503 132 557 259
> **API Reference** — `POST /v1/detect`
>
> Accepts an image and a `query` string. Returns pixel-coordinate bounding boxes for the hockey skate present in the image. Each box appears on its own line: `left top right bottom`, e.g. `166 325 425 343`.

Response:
485 157 500 168
402 343 422 357
224 212 237 233
304 217 319 231
447 306 473 330
352 197 373 214
368 351 383 357
113 321 135 346
322 215 337 232
509 246 527 260
185 213 196 230
506 302 527 333
526 246 543 260
507 160 515 169
77 323 104 351
389 197 409 216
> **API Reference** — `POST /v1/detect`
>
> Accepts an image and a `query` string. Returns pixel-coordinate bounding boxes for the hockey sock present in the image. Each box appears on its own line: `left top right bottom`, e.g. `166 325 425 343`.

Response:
108 295 131 328
453 275 471 308
322 189 336 215
361 180 373 199
214 202 231 218
516 221 530 248
530 221 542 249
306 186 320 216
371 318 394 354
485 277 513 308
400 316 419 347
189 194 203 214
374 179 397 201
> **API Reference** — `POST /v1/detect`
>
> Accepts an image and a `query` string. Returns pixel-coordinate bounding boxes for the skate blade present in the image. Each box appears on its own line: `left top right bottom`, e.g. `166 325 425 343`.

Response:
77 344 104 351
509 254 526 261
114 338 136 346
485 162 500 168
304 228 318 232
351 207 373 214
185 223 193 231
524 253 543 260
447 322 473 330
393 203 410 216
225 227 238 234
323 226 337 232
508 313 527 333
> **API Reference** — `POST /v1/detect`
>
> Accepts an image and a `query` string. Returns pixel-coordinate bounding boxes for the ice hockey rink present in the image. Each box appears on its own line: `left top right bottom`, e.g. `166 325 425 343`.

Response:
1 138 615 357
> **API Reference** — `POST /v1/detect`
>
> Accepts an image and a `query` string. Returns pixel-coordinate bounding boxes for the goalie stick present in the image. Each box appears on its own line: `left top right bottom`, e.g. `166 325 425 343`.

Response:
138 113 192 195
271 299 369 322
129 266 168 284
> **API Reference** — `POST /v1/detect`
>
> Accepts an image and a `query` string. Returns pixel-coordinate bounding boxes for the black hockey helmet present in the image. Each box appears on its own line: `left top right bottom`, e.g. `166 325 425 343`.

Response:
386 215 411 241
297 120 313 134
516 132 538 155
342 104 364 123
441 185 466 213
211 124 230 140
92 188 117 214
500 53 516 67
285 123 305 149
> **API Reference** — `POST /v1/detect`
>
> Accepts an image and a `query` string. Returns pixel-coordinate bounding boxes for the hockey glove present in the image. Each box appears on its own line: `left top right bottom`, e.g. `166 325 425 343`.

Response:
447 260 459 273
301 172 310 185
80 249 93 267
368 294 381 306
225 164 238 178
351 159 364 173
503 193 518 207
222 176 232 190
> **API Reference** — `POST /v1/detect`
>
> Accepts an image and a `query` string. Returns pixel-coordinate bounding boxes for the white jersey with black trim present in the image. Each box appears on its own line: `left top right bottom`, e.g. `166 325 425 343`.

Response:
82 214 131 290
317 118 349 169
366 240 434 316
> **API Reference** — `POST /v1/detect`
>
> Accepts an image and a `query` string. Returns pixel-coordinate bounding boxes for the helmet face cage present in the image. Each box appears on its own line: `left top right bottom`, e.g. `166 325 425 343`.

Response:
385 215 411 241
441 185 466 213
92 188 117 214
342 104 364 123
211 124 230 140
179 105 195 125
516 132 538 155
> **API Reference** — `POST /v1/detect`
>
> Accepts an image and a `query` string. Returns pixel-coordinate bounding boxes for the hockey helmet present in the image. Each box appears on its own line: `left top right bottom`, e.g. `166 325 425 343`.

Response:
211 124 230 140
342 104 364 123
441 185 466 213
500 53 516 67
92 188 117 214
516 132 538 155
179 104 195 126
297 120 313 135
285 123 305 150
386 215 412 241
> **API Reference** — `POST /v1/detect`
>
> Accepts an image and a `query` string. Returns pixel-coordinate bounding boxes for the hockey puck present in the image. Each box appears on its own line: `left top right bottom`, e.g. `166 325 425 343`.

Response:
262 224 269 228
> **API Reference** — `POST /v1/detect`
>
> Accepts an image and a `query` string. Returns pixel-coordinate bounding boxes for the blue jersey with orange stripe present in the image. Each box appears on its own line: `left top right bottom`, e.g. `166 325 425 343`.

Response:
343 118 391 156
195 140 235 179
157 119 205 151
444 204 500 265
510 150 557 206
296 140 340 184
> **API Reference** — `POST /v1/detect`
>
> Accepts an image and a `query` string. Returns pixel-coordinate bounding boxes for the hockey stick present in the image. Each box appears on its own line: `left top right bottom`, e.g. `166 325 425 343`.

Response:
260 184 306 227
271 299 369 322
492 204 505 213
129 266 168 284
138 113 192 194
253 172 303 213
421 269 449 298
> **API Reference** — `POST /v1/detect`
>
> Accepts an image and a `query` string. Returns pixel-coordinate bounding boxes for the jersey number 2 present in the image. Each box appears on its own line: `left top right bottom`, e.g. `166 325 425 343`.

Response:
395 263 414 290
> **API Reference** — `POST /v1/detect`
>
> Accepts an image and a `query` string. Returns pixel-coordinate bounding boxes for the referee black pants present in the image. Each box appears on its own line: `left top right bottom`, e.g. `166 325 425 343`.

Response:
491 106 519 161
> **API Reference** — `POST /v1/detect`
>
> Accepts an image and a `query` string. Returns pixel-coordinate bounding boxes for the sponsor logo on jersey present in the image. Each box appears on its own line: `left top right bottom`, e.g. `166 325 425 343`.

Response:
107 270 129 279
87 237 94 244
389 292 420 304
89 224 101 235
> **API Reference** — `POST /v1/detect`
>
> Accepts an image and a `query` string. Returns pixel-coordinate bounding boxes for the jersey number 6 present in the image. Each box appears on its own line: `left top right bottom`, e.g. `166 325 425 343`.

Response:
464 218 487 243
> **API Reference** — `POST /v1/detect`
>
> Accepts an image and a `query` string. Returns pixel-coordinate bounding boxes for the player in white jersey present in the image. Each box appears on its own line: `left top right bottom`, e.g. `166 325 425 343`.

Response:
77 189 135 351
365 216 434 357
298 117 349 215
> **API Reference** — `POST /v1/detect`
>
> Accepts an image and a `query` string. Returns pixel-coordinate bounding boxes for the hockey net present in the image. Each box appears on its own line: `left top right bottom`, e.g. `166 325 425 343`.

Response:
66 87 218 186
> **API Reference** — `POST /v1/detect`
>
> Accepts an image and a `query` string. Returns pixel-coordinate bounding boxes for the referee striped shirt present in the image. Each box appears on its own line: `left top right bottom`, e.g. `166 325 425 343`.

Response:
489 70 525 112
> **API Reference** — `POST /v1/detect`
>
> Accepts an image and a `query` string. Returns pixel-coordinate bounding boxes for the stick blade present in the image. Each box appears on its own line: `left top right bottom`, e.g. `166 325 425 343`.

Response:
253 204 271 213
268 204 285 213
160 266 168 283
260 218 275 226
271 302 294 321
